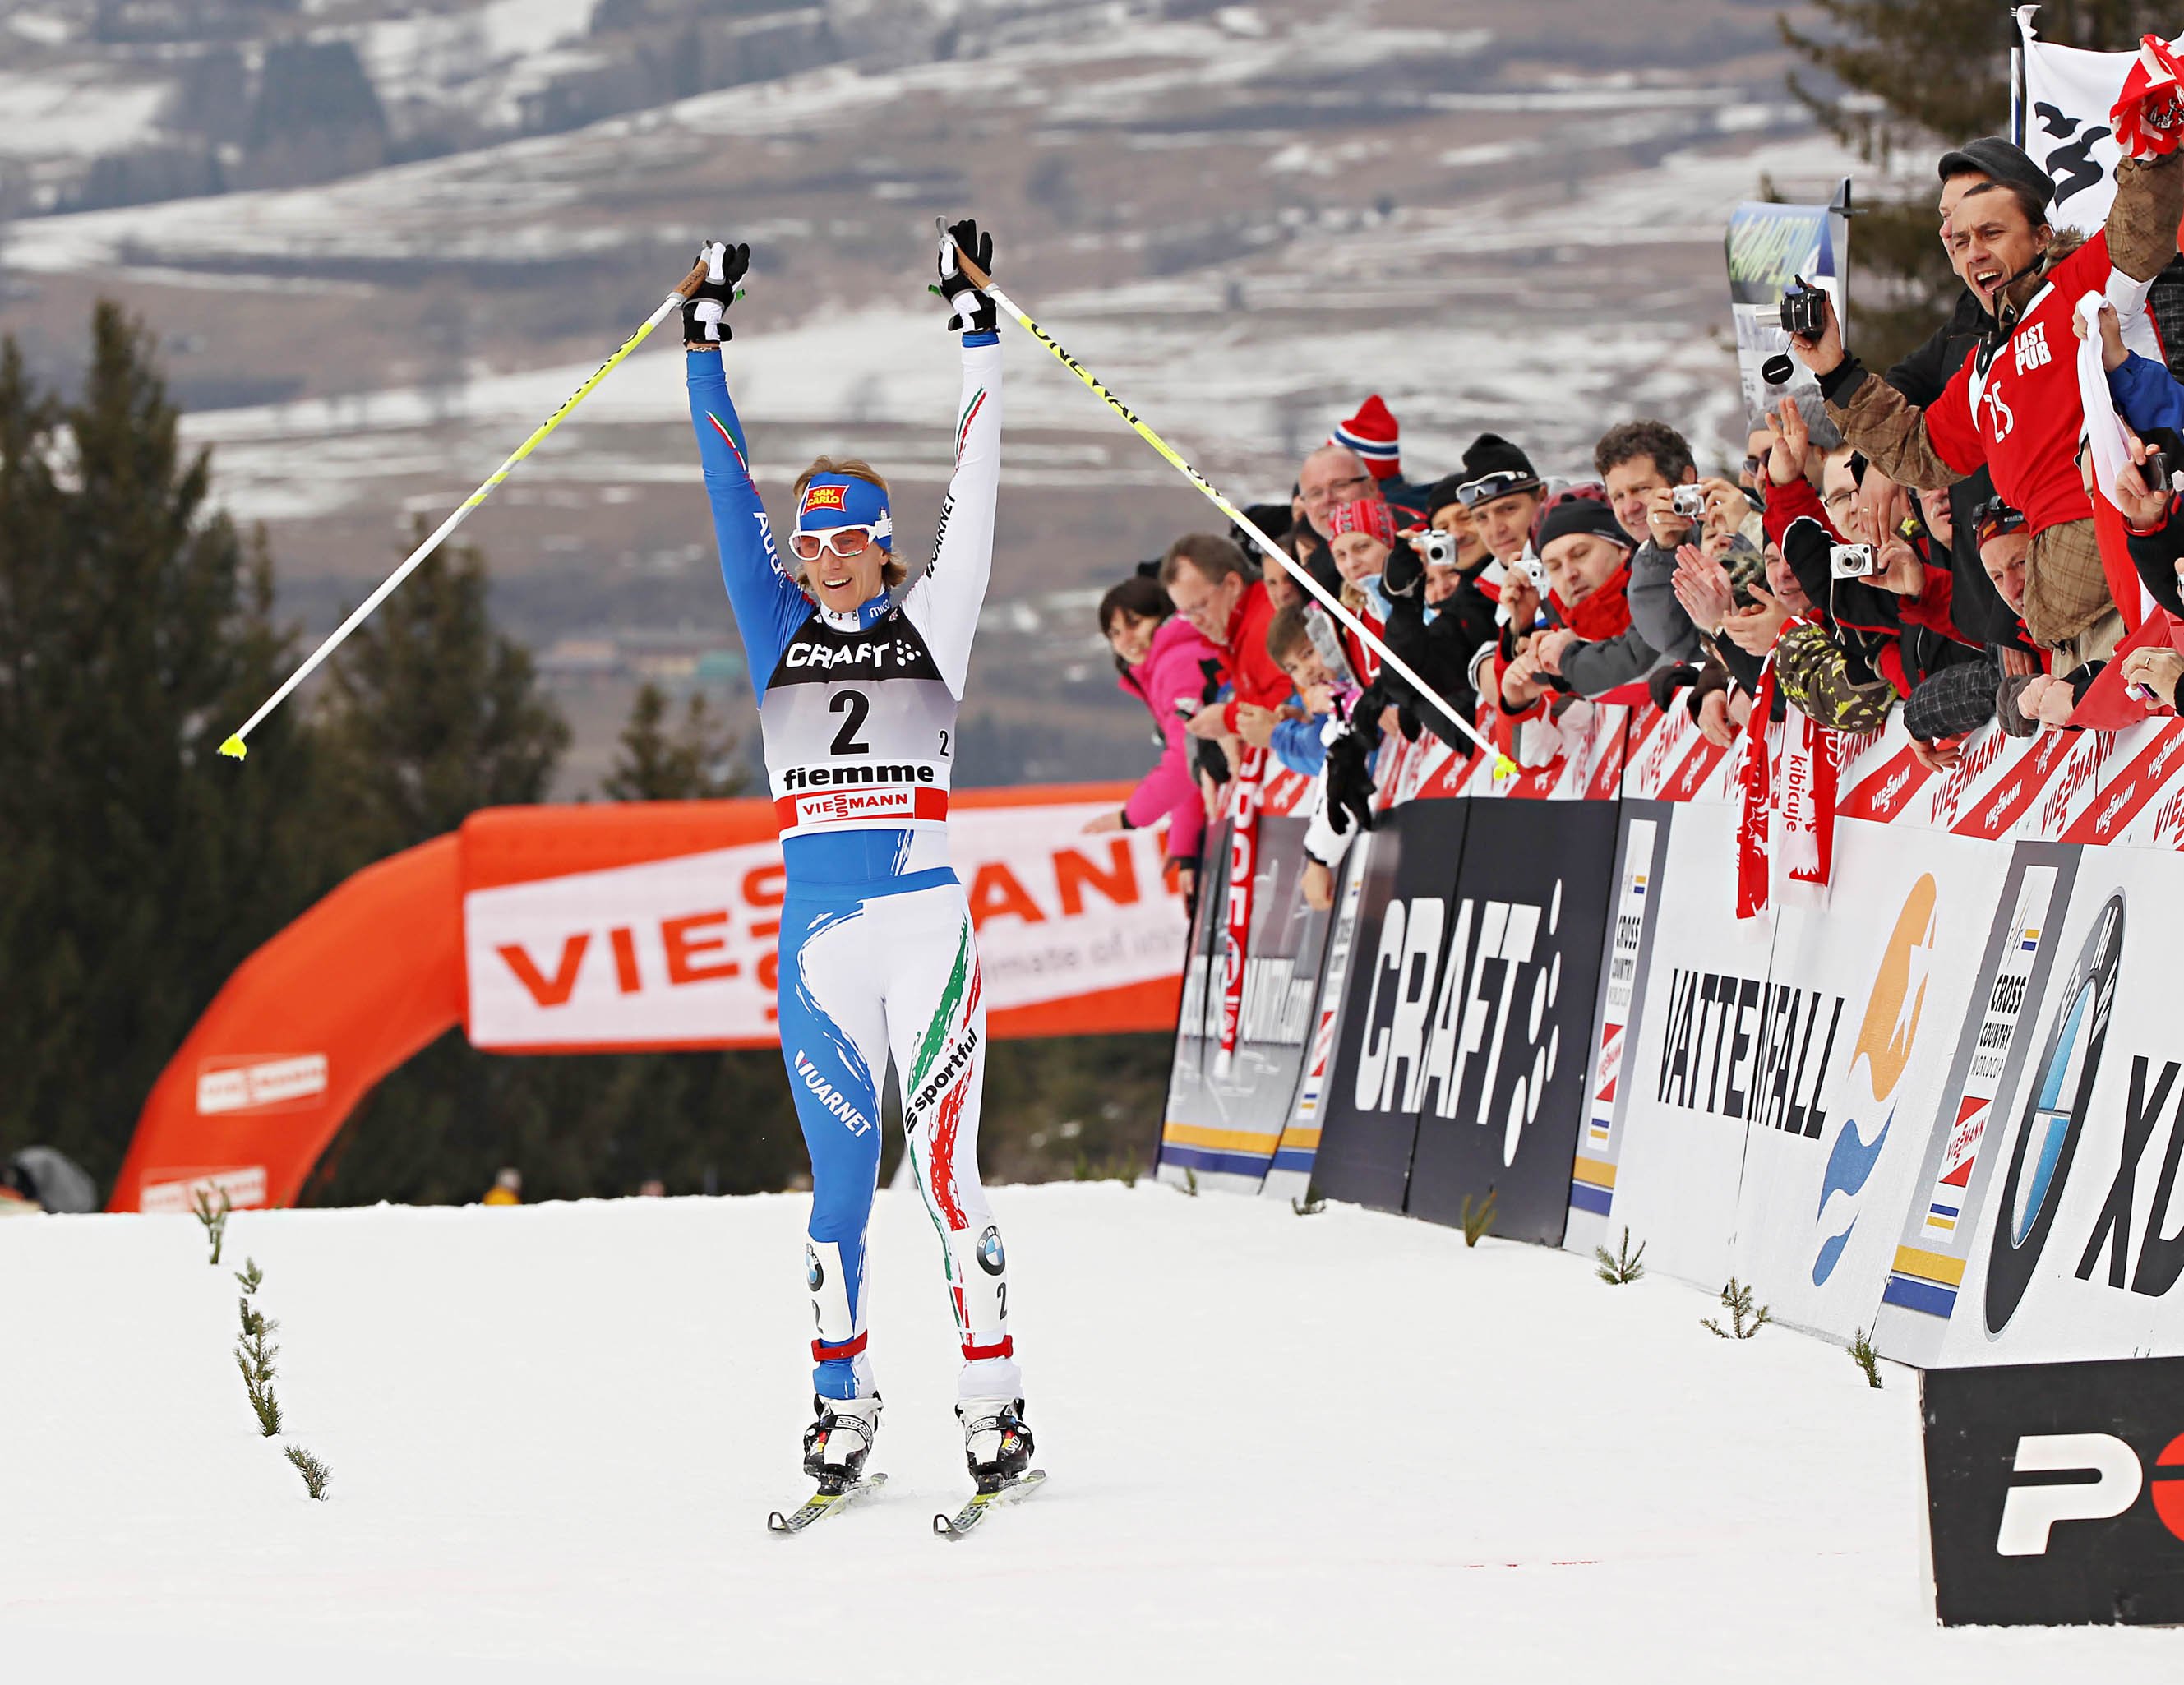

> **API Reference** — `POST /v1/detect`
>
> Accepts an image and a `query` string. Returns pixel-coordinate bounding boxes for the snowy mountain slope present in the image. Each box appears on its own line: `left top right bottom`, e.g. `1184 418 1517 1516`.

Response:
0 0 1898 787
1 1184 2174 1682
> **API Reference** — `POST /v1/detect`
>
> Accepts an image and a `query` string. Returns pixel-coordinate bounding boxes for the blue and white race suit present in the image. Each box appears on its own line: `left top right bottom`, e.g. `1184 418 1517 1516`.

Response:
688 329 1018 1405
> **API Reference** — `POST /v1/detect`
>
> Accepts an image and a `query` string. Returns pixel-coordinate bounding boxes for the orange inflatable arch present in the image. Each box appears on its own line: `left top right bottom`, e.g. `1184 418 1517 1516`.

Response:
110 787 1179 1212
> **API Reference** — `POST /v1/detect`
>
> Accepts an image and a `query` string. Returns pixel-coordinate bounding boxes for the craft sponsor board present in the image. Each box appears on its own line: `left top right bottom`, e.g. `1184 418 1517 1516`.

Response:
1307 799 1465 1214
1398 800 1619 1246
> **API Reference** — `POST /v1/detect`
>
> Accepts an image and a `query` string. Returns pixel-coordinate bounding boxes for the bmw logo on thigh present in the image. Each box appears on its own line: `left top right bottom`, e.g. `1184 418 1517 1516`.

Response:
806 1244 824 1291
977 1225 1005 1276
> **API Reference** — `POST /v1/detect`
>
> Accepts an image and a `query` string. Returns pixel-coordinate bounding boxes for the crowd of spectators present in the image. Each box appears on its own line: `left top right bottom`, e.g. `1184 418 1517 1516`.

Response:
1088 127 2184 912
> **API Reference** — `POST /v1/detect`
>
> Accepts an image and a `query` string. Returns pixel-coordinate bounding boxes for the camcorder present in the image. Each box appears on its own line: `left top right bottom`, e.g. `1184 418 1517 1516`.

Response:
1780 275 1828 340
1829 542 1882 579
1669 484 1708 520
1410 528 1463 568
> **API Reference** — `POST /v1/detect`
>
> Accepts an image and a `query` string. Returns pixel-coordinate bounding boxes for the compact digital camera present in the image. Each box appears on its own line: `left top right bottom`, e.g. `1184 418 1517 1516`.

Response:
1411 528 1463 568
1829 542 1882 579
1669 484 1707 520
1780 275 1828 340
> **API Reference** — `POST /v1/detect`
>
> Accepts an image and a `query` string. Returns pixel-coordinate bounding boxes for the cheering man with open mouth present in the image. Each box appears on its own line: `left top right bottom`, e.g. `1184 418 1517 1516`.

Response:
682 222 1031 1505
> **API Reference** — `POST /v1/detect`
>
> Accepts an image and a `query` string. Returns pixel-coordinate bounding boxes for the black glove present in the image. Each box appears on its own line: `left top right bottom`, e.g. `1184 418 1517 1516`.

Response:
682 241 749 344
937 218 996 335
1381 533 1426 601
1323 721 1377 841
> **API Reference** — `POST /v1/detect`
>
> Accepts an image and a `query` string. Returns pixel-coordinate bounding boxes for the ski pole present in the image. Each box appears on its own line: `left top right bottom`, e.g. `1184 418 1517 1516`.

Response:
217 257 726 762
947 235 1516 781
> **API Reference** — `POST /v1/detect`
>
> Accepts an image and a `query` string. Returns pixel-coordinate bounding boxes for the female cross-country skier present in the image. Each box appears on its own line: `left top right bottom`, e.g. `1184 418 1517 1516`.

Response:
682 221 1031 1496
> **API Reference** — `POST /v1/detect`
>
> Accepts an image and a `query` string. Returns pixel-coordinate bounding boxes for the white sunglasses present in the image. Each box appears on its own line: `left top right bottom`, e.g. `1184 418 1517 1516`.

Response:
789 523 890 562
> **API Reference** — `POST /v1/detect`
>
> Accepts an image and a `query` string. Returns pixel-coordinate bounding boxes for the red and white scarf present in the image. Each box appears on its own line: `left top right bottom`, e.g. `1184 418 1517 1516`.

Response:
1735 640 1840 921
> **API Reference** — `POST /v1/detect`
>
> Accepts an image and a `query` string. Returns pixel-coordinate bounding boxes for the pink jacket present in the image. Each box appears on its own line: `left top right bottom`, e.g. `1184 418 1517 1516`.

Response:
1118 614 1226 865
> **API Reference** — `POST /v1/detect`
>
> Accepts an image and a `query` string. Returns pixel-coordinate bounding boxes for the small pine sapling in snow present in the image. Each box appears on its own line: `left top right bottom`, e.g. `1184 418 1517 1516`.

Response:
1179 1166 1199 1198
192 1185 232 1266
1459 1189 1497 1247
284 1446 331 1500
1595 1226 1647 1285
1849 1327 1883 1388
1291 1182 1327 1217
235 1286 282 1436
1701 1277 1771 1340
234 1257 263 1297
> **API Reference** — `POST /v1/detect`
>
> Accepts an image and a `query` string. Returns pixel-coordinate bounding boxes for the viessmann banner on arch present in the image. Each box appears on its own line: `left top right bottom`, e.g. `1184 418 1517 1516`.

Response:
115 783 1187 1213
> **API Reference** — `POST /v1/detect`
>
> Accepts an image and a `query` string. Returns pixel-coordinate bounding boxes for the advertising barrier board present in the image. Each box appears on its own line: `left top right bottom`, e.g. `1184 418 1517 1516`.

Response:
1399 800 1618 1246
1306 799 1464 1213
1159 815 1332 1192
1923 1353 2184 1625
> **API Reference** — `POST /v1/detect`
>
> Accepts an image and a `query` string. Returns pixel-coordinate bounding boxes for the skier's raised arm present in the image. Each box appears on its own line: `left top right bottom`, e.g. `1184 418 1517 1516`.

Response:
683 240 807 693
900 219 1003 699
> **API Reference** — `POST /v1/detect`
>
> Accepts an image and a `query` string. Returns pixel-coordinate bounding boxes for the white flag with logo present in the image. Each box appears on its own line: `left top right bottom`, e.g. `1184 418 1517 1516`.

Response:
2017 7 2184 234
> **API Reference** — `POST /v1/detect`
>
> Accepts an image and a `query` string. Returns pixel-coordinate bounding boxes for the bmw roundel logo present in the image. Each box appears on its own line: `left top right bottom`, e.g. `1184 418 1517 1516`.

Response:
1984 893 2124 1338
977 1225 1005 1276
806 1245 824 1292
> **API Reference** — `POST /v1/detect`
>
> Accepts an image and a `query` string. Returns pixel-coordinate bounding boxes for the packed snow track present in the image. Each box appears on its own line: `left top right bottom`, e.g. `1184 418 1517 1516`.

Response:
2 1184 2172 1682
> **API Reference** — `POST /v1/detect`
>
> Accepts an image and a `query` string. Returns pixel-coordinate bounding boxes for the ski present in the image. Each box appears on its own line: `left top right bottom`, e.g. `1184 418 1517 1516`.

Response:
933 1469 1047 1538
767 1472 887 1535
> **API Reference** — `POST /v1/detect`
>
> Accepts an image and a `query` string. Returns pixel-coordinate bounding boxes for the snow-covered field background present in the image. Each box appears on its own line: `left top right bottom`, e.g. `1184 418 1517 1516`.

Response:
4 1184 2177 1682
0 0 1923 791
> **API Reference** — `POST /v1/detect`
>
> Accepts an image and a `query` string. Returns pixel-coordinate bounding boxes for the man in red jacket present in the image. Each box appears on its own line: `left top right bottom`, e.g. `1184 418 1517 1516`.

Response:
1161 533 1292 749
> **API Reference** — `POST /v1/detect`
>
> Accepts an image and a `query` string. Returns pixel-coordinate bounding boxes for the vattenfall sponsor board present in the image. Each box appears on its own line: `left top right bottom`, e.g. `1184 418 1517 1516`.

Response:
1725 829 2005 1343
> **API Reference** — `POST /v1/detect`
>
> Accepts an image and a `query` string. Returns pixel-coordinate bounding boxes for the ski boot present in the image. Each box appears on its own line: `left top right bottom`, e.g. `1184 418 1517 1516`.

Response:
802 1393 882 1494
956 1396 1034 1493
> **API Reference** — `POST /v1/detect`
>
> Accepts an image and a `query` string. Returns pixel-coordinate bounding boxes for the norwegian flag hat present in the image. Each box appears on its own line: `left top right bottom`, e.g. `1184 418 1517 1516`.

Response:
1331 395 1401 482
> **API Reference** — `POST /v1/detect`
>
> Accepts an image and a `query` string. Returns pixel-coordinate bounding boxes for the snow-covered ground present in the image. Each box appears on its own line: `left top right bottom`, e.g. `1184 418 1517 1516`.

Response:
2 1184 2174 1681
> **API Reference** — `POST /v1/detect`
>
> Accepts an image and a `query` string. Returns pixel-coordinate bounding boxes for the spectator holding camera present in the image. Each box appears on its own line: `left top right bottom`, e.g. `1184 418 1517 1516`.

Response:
1455 433 1549 576
1752 453 1979 733
1087 575 1227 899
1503 493 1646 704
1789 133 2184 665
1416 473 1502 658
1592 418 1766 691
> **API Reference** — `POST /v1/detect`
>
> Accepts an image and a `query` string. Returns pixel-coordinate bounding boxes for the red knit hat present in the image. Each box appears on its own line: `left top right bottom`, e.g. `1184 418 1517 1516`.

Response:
1327 496 1397 549
1331 395 1401 482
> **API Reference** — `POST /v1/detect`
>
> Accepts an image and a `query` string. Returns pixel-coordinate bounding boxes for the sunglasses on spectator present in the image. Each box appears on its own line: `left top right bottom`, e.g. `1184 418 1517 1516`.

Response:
1456 470 1541 509
789 524 889 562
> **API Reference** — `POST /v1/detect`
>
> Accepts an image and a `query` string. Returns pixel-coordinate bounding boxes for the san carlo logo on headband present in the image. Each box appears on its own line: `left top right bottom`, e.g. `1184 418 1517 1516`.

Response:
801 484 848 513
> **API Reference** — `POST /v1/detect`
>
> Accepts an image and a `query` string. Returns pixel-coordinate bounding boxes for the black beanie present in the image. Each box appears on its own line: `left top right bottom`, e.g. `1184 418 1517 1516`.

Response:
1424 473 1470 521
1937 136 2056 211
1534 496 1633 556
1459 432 1539 488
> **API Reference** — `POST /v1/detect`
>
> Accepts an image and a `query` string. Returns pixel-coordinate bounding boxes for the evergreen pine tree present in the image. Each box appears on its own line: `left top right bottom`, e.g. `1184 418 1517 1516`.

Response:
0 306 330 1193
602 681 746 801
1782 2 2177 367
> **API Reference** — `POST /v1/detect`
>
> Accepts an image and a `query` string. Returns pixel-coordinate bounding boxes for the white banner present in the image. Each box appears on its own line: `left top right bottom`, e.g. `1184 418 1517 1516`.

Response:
464 801 1185 1050
1881 844 2184 1365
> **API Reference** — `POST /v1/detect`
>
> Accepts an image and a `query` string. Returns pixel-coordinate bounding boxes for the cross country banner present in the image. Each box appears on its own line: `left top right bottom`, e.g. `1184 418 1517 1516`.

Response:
1724 182 1852 429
